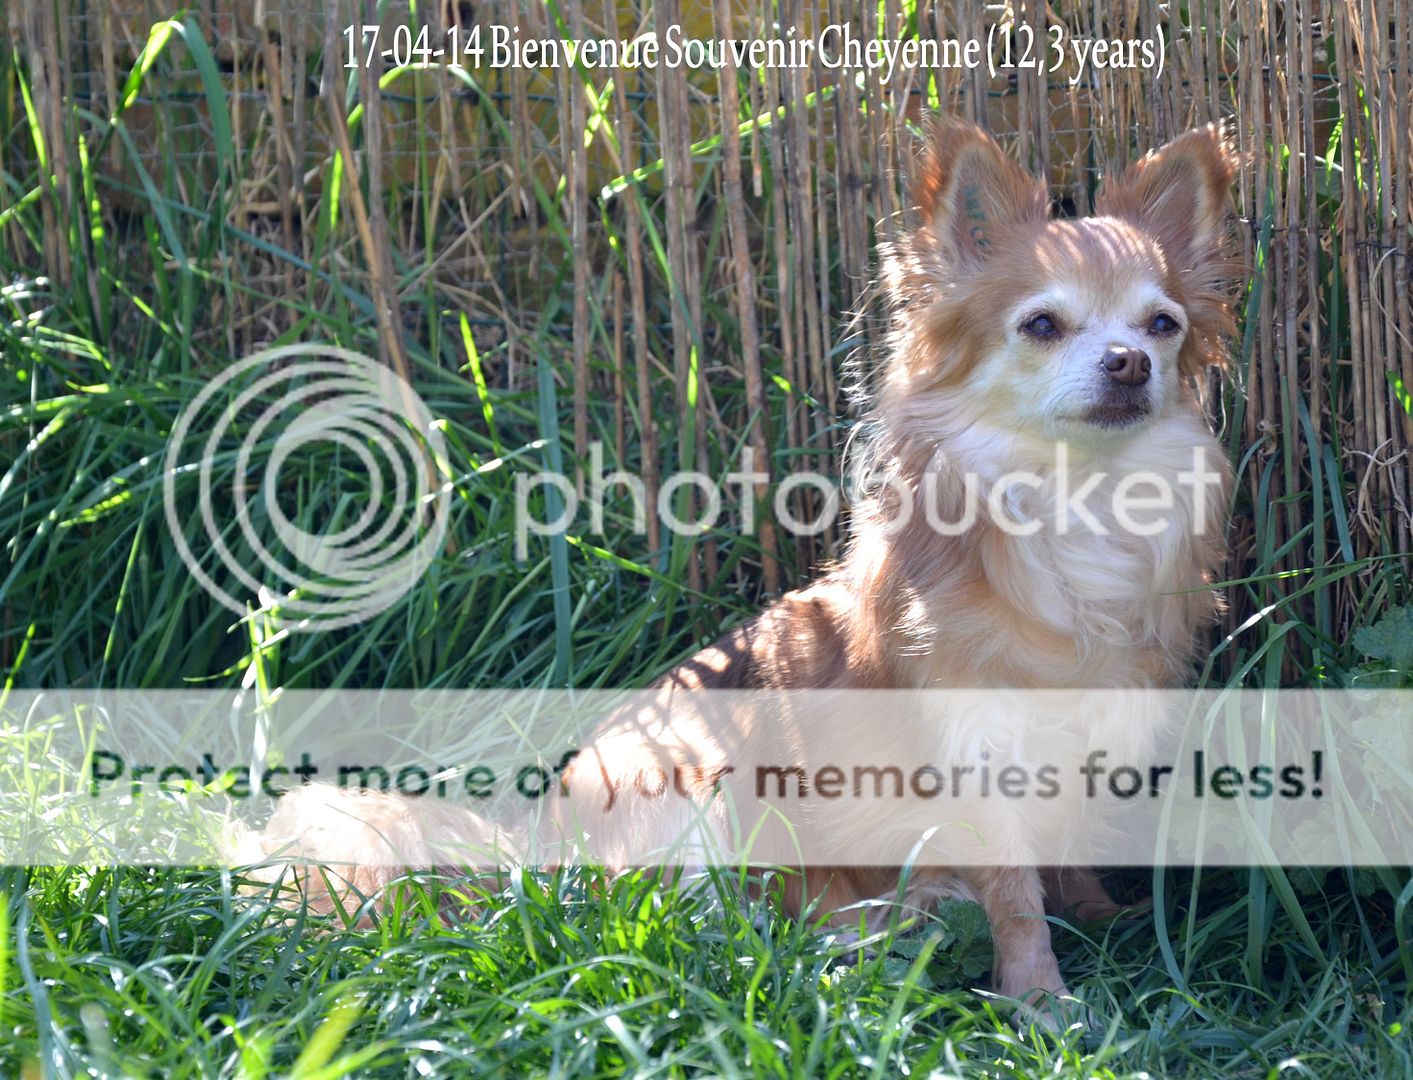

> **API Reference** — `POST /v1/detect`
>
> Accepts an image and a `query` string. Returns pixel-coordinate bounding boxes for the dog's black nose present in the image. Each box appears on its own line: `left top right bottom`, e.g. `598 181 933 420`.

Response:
1101 347 1152 387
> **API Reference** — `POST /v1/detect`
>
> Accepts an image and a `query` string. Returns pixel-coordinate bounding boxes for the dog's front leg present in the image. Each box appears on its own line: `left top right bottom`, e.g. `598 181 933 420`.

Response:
962 866 1068 1006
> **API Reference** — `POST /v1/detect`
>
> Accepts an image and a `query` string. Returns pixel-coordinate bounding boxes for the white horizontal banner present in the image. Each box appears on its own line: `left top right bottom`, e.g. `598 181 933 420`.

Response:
0 689 1407 868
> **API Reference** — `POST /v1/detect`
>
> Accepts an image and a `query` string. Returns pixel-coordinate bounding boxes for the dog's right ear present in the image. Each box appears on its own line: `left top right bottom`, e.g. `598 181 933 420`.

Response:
911 117 1049 268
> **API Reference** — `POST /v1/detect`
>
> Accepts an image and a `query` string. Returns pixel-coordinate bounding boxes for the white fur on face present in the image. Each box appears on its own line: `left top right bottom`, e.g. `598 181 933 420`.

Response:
968 268 1188 446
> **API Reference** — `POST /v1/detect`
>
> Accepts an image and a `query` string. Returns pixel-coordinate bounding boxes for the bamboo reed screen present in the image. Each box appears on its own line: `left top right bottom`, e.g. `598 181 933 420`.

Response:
7 0 1412 660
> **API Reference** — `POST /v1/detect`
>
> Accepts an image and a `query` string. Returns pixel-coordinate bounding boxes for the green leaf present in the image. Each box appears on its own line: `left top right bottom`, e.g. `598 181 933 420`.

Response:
1390 372 1413 418
922 899 993 985
1353 605 1413 672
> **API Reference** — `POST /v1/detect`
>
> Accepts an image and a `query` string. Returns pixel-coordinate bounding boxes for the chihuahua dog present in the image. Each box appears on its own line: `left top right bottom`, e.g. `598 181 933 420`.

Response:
257 117 1239 1017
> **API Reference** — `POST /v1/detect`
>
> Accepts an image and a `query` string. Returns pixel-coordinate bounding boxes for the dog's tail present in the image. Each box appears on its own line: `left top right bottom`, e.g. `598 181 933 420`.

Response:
232 782 524 925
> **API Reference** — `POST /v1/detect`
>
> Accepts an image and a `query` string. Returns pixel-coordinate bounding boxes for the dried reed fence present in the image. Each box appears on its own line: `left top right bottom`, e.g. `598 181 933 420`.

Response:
5 0 1412 672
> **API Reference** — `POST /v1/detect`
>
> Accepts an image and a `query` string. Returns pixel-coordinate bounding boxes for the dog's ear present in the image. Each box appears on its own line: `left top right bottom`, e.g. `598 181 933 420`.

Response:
1095 124 1238 275
911 117 1049 267
1098 124 1241 376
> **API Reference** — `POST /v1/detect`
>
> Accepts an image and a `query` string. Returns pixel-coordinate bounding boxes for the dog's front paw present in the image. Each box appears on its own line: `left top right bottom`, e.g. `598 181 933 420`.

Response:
1021 993 1097 1036
993 963 1097 1034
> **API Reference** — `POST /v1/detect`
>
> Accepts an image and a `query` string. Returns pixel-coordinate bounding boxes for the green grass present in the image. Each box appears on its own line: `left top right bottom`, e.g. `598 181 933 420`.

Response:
4 14 1413 1079
5 864 1412 1077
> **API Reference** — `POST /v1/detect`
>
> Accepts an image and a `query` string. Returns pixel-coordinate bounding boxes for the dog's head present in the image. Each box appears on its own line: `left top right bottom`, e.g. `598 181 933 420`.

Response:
881 117 1239 445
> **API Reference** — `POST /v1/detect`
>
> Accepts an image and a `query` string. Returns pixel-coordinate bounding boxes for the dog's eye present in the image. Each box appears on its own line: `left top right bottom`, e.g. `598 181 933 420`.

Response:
1021 313 1061 339
1149 312 1180 334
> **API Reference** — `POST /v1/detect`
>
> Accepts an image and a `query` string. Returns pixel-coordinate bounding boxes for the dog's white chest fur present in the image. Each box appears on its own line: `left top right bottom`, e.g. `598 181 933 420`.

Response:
913 411 1223 690
1032 424 1215 628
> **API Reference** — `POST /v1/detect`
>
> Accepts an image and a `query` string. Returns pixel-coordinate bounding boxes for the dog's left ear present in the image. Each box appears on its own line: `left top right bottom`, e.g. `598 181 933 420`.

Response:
1095 123 1238 275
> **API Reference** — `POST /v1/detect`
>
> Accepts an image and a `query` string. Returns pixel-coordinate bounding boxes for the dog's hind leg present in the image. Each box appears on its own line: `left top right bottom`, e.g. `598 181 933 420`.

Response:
1041 866 1145 922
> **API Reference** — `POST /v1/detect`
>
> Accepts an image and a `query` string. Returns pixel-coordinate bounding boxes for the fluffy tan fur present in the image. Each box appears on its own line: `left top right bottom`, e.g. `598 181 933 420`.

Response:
255 117 1243 1017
